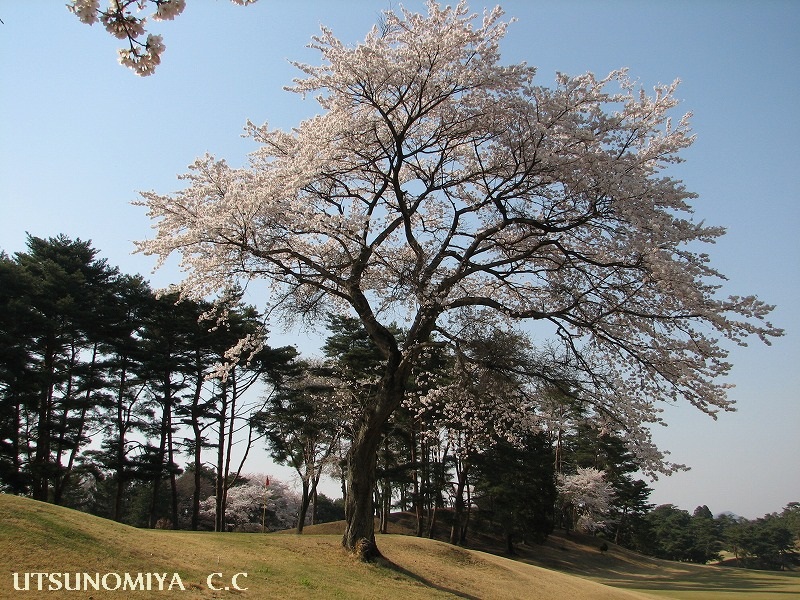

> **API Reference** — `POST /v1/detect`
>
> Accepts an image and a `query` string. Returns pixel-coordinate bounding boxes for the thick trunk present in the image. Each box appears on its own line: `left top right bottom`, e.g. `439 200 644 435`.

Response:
449 465 469 545
342 423 383 559
341 293 429 559
297 479 310 533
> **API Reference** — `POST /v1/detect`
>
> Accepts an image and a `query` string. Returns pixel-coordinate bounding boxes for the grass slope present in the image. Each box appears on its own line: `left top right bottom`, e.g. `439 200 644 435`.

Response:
315 511 799 600
0 495 652 599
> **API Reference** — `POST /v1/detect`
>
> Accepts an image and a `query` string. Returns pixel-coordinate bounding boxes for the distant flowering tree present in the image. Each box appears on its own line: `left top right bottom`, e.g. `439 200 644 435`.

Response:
136 1 781 558
558 467 615 533
67 0 257 76
199 475 299 532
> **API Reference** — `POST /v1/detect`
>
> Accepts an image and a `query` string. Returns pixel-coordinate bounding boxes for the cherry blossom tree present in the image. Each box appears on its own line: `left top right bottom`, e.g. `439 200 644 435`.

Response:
199 475 299 532
558 467 615 533
136 1 781 558
67 0 257 76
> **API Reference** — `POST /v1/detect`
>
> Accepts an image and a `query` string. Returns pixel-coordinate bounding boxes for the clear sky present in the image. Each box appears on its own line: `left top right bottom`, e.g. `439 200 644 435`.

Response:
1 0 798 519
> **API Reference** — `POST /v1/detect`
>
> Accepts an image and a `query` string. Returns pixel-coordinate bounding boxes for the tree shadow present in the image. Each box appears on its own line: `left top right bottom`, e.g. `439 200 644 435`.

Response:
376 556 483 600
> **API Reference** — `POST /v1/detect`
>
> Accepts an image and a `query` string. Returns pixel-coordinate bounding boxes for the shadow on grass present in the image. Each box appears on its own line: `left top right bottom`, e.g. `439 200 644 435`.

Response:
586 562 800 597
376 556 482 600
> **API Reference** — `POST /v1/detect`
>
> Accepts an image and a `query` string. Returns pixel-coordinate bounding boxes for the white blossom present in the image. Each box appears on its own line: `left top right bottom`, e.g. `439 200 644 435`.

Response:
152 0 185 21
136 1 781 477
199 475 300 531
67 0 100 25
67 0 256 75
557 467 615 533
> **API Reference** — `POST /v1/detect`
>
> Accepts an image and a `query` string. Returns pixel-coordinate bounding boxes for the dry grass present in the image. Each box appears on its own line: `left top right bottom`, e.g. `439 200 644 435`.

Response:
306 511 800 600
0 495 656 599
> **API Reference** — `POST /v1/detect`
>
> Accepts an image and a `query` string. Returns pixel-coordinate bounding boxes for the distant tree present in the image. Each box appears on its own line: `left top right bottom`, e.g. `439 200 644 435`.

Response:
644 504 695 561
94 274 153 521
611 478 653 547
199 475 299 532
689 505 722 564
136 292 199 528
0 252 36 493
752 515 796 570
256 359 343 533
779 503 800 543
560 425 654 545
413 326 545 545
207 336 297 534
557 467 615 534
137 1 781 557
312 493 345 524
472 432 556 554
173 465 216 528
724 514 797 570
642 503 724 564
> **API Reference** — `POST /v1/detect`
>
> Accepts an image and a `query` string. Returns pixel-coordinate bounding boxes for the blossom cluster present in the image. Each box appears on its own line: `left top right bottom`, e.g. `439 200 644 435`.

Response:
67 0 257 75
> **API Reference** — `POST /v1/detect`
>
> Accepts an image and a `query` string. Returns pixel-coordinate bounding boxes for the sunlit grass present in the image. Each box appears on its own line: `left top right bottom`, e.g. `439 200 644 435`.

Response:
1 495 797 600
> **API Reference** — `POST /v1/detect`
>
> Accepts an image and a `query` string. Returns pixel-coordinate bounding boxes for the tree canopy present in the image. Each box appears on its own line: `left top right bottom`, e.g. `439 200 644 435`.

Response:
135 1 781 556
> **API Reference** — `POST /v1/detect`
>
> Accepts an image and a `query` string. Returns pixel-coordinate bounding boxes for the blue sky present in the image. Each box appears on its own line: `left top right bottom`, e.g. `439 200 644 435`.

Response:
1 0 798 519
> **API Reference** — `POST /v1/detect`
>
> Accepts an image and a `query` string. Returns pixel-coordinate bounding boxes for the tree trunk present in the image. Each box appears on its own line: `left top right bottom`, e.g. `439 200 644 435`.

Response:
450 463 469 545
297 479 310 533
460 479 471 545
32 338 56 502
113 362 129 522
379 477 390 534
149 411 167 528
411 426 424 537
311 485 318 526
427 504 438 539
167 405 179 528
214 385 228 532
189 361 205 530
342 423 382 560
506 530 516 555
339 301 422 559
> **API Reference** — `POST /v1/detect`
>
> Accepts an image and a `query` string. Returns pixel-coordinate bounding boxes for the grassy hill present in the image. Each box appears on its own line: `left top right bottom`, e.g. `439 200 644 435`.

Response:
303 513 800 600
1 496 797 599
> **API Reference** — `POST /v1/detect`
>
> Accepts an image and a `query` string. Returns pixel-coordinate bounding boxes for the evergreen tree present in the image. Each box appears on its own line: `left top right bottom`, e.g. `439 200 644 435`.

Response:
689 505 722 564
93 274 156 521
472 433 556 554
643 504 694 561
256 358 342 533
137 292 198 527
0 253 37 493
2 235 120 502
